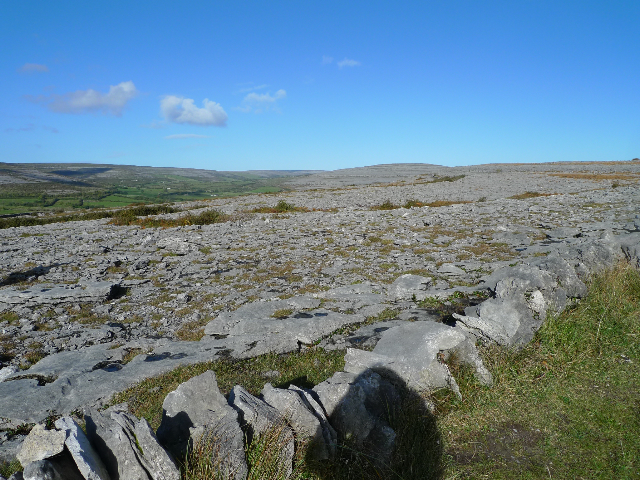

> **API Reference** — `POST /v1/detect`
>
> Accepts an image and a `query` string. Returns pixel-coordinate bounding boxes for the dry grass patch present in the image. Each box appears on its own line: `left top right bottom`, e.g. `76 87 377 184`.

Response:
509 191 557 200
547 172 640 181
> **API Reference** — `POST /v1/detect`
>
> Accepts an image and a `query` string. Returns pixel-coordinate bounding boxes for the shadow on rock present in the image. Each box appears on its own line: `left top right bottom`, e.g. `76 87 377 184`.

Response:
0 264 60 286
306 366 444 480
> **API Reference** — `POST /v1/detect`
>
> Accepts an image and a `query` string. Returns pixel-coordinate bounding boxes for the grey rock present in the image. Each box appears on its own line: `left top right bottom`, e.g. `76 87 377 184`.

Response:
0 433 25 464
54 417 111 480
286 385 337 459
204 307 364 345
84 408 152 480
22 454 84 480
0 281 120 307
344 321 492 395
526 255 587 298
133 418 180 480
620 233 640 268
437 264 466 276
229 385 294 476
313 370 398 463
156 371 247 480
387 274 432 300
454 297 540 345
17 424 65 468
261 383 333 460
0 366 18 383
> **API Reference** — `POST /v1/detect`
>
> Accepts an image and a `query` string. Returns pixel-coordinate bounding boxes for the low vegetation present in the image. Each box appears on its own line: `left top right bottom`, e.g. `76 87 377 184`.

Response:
250 200 309 214
371 199 472 211
111 208 230 227
509 191 557 200
442 262 640 478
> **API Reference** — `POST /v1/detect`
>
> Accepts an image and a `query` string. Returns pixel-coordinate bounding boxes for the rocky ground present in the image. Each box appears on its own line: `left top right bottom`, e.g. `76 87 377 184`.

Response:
0 161 639 433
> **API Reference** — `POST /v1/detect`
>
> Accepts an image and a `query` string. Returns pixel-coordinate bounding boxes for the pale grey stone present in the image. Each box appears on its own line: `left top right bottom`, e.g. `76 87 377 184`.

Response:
454 297 539 346
17 424 65 468
387 274 432 300
133 418 180 480
345 321 491 393
84 408 151 480
261 383 332 460
229 385 294 477
54 417 111 480
156 371 247 480
313 370 398 462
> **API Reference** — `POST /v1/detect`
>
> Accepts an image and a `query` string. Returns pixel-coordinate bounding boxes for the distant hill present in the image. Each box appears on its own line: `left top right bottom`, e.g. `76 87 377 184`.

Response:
0 162 322 215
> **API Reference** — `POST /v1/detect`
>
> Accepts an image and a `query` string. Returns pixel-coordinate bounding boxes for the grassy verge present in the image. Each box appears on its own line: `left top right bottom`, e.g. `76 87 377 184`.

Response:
441 262 640 479
110 349 345 430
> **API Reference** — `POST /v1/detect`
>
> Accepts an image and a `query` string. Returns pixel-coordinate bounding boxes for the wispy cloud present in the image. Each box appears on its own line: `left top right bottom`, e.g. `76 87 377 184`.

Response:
4 123 58 133
236 89 286 114
161 96 227 127
18 63 49 73
236 84 268 94
337 58 361 68
322 55 334 65
25 81 138 116
165 133 211 139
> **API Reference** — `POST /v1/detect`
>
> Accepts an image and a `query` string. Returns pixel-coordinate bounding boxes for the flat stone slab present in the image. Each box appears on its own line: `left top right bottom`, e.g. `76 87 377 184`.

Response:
0 281 119 307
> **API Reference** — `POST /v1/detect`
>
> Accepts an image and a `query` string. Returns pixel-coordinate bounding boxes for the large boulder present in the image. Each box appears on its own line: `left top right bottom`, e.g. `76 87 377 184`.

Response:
261 383 336 461
156 371 247 480
344 321 492 395
313 370 399 463
16 424 65 468
54 417 110 480
229 385 294 477
85 407 179 480
387 274 432 301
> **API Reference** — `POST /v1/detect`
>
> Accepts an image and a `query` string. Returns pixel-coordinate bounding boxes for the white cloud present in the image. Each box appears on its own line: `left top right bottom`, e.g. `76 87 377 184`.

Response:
26 81 139 115
165 134 210 139
161 96 228 126
337 58 361 68
237 89 286 113
19 63 49 73
322 55 334 65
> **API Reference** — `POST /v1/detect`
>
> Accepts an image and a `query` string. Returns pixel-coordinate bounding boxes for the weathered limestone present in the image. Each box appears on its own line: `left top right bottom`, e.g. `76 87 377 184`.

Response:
229 386 294 477
156 371 247 480
85 407 179 480
387 274 432 300
54 417 110 480
344 321 492 395
313 370 399 463
16 424 65 467
0 281 120 307
261 383 336 461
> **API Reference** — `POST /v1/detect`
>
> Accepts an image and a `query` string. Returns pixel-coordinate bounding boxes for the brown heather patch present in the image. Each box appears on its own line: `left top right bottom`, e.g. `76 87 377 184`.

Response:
547 172 640 181
509 191 557 200
175 320 207 341
424 200 472 208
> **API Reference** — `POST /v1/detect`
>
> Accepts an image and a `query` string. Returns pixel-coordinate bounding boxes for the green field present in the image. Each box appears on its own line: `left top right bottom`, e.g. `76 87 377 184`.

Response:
0 163 305 215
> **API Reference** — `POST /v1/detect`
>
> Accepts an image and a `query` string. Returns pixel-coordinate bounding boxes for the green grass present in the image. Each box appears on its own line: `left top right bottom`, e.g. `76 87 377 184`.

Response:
441 262 640 479
110 349 345 430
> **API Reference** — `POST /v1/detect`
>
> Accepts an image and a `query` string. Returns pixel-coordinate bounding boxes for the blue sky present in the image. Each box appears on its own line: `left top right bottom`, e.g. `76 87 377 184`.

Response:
1 1 639 171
